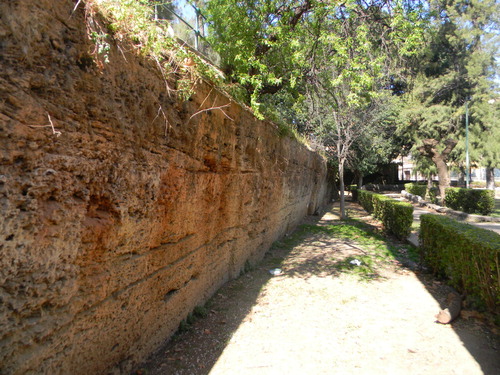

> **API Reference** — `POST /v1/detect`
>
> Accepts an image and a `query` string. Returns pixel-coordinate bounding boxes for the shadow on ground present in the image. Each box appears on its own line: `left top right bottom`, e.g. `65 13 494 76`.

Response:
135 201 499 375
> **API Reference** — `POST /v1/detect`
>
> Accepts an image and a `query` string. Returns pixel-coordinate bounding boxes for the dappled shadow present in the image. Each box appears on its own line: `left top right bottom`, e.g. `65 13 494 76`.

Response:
135 201 499 375
324 201 500 374
275 230 387 281
135 204 397 374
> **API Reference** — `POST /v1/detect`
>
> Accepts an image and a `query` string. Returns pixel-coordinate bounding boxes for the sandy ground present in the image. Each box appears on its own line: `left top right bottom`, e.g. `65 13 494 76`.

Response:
136 202 499 375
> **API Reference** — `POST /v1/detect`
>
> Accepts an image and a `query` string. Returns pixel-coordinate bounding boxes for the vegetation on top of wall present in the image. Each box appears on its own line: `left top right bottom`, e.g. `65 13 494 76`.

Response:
83 0 224 100
81 0 309 146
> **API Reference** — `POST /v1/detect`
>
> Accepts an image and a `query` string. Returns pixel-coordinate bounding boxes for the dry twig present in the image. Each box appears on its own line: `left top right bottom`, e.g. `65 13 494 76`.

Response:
27 113 62 137
189 103 233 121
152 105 171 137
189 91 234 122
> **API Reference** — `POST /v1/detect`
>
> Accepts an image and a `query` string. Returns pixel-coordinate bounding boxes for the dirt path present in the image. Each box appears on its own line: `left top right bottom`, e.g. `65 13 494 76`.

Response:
136 202 499 375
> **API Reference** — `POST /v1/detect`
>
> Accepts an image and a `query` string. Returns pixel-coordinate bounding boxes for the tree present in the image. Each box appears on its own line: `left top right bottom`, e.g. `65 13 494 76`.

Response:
398 0 499 196
204 0 426 218
346 96 404 187
204 0 314 111
470 97 500 190
299 0 425 218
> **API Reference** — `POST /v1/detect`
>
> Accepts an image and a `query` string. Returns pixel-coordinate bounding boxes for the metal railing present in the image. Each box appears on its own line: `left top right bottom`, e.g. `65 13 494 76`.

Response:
150 0 220 66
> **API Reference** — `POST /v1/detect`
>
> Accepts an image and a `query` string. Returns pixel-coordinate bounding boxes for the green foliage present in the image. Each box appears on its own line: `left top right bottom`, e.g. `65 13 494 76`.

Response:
397 0 499 186
445 188 495 215
87 0 223 99
387 201 414 240
444 187 461 210
419 214 500 310
404 183 427 198
348 185 358 202
428 186 440 204
358 190 376 214
358 190 414 240
176 304 209 334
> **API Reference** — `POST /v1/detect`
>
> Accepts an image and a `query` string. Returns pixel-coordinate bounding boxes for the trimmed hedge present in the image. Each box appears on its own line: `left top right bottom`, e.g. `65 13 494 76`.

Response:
348 185 358 202
358 190 413 240
445 187 495 215
404 183 427 198
428 186 440 204
420 214 500 310
358 189 375 214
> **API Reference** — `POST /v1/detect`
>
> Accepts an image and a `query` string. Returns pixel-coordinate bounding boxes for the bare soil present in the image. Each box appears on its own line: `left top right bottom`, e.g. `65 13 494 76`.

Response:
135 202 499 375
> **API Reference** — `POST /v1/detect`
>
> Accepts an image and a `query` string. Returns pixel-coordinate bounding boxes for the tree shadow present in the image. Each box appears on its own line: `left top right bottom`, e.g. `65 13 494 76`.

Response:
134 206 396 374
134 202 499 375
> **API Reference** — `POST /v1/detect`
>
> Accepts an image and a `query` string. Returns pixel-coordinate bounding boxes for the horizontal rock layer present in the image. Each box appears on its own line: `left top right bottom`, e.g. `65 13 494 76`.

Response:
0 1 332 373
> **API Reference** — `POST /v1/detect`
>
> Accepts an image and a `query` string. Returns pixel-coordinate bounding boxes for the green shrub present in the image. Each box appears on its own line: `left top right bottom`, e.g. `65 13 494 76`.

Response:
428 186 440 204
386 201 414 240
419 214 500 310
445 188 495 215
404 183 427 198
347 185 358 201
358 190 376 214
358 190 413 240
445 187 462 210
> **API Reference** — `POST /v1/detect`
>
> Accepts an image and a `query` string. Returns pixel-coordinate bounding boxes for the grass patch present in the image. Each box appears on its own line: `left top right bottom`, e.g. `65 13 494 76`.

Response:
270 220 417 281
331 255 379 281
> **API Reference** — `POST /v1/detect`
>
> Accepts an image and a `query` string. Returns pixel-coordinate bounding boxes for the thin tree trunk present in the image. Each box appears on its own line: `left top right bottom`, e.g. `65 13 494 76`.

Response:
427 174 433 199
339 160 346 219
358 173 363 188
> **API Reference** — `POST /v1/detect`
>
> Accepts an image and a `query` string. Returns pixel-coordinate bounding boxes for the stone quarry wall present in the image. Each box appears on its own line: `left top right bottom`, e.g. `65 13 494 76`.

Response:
0 1 332 373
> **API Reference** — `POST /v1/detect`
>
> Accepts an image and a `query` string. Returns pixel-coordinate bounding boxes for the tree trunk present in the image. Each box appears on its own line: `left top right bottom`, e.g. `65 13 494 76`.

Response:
436 292 463 324
427 174 433 198
486 166 495 190
358 173 363 188
417 139 457 199
339 160 346 219
434 158 450 198
458 168 465 187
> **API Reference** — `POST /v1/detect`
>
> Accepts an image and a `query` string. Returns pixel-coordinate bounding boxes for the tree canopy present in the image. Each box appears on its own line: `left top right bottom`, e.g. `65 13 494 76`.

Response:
200 0 499 206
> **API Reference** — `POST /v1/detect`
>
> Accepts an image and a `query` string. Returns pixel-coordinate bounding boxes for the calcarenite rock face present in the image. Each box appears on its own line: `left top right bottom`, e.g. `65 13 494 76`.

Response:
0 1 332 373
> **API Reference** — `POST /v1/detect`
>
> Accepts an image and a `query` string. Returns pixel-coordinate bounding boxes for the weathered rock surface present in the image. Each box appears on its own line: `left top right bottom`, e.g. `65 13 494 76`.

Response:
0 1 332 374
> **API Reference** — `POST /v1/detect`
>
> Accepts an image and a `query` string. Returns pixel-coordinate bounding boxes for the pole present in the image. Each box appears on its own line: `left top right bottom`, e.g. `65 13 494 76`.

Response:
465 101 470 189
194 8 200 51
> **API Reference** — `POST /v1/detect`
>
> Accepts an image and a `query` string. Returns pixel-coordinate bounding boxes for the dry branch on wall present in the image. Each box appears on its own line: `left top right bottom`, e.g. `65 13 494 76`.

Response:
189 89 233 122
27 113 62 137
